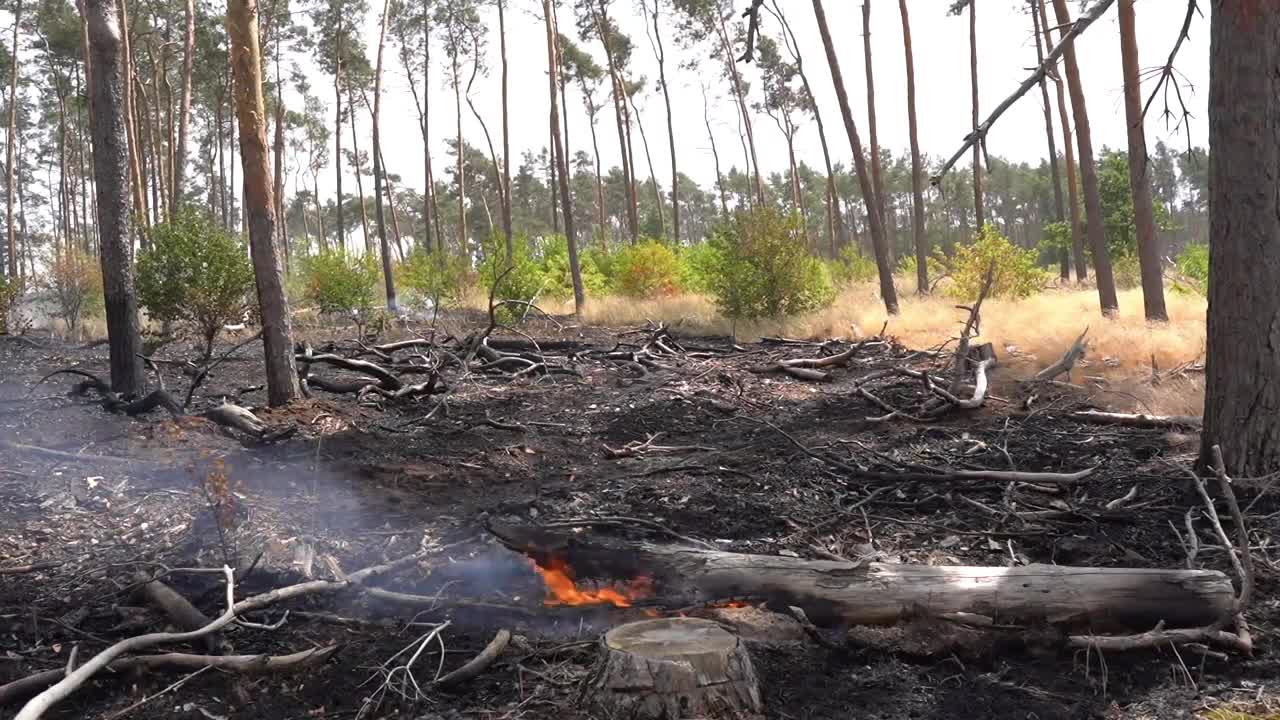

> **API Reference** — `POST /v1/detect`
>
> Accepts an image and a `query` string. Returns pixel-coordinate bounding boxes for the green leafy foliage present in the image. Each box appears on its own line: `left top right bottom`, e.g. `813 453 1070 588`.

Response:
896 249 948 284
540 235 608 298
1111 253 1141 290
45 248 104 338
1036 221 1072 267
612 240 683 298
1173 243 1209 295
0 274 25 335
827 245 878 287
706 207 835 321
678 241 723 295
1098 149 1174 258
137 209 256 356
949 225 1047 300
398 247 472 310
478 233 546 322
303 249 381 316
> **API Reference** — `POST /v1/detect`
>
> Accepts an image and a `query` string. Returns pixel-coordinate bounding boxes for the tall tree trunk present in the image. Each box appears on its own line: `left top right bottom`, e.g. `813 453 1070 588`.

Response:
862 2 888 254
549 139 560 232
714 11 763 207
228 0 300 406
898 0 928 293
544 0 583 312
452 55 465 251
117 0 145 230
702 84 729 217
372 0 396 310
1201 0 1280 475
812 0 898 315
498 0 513 256
642 0 678 243
586 96 606 239
4 0 20 278
172 0 194 205
216 90 227 227
628 92 665 238
348 86 371 253
1117 0 1167 321
969 0 983 230
588 0 637 243
334 22 345 249
1037 0 1085 282
1031 0 1068 281
83 0 144 394
405 0 438 252
272 15 287 266
313 173 327 251
1051 0 1118 314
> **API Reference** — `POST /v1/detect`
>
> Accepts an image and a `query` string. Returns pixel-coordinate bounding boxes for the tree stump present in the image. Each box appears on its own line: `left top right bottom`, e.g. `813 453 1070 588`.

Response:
592 617 763 720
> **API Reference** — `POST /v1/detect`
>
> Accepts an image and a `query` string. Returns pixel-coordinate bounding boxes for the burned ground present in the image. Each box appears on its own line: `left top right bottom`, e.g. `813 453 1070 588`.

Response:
0 319 1276 720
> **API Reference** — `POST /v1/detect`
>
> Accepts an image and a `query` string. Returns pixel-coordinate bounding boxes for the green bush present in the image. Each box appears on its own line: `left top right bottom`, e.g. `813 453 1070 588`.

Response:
303 249 380 317
706 207 835 322
896 248 948 285
1036 221 1072 267
137 209 256 357
948 225 1047 300
45 248 104 338
399 246 471 310
1174 242 1209 295
539 234 608 298
478 233 546 322
1111 253 1141 290
0 273 24 335
827 245 878 287
678 241 722 294
613 240 683 298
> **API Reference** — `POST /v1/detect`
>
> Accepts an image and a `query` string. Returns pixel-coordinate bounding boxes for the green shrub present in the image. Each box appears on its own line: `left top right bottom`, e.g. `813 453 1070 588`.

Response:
1036 221 1072 267
827 245 878 287
478 233 547 322
613 240 683 298
303 249 380 316
137 209 256 357
1111 253 1141 290
539 234 608 298
707 207 835 323
948 224 1047 300
896 248 948 285
399 247 471 310
1173 242 1209 295
678 241 722 294
45 248 104 338
0 273 24 335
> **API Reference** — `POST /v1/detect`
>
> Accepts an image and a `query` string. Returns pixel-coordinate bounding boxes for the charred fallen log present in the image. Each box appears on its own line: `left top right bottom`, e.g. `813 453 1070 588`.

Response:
488 522 1235 633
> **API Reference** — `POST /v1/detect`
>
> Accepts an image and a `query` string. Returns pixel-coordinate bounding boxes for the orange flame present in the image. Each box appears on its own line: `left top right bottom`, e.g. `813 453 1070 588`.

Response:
530 557 653 608
710 600 750 609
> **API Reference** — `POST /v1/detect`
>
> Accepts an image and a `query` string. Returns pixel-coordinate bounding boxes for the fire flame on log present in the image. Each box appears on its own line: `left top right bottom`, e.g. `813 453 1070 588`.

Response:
530 557 653 607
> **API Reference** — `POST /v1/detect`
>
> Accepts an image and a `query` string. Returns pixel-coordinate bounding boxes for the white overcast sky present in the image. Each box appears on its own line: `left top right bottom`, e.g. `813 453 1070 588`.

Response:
313 0 1208 197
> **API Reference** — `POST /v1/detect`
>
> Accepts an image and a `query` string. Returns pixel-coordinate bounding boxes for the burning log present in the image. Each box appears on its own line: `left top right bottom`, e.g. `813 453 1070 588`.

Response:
491 523 1235 634
592 617 762 720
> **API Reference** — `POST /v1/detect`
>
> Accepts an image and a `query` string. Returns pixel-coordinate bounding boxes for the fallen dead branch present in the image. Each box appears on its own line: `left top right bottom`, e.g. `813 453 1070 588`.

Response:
603 433 717 459
134 574 222 654
1069 410 1201 429
749 345 859 382
434 629 511 688
0 562 61 575
1034 328 1089 382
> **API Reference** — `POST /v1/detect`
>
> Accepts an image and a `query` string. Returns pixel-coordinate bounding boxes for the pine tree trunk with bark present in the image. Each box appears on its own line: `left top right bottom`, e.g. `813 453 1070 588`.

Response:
969 0 984 230
172 0 194 205
544 0 583 312
334 22 345 249
1037 0 1085 281
643 0 678 243
812 0 897 315
4 0 20 278
498 0 513 256
898 0 927 293
1201 1 1280 475
862 2 888 253
1117 0 1167 321
1051 0 1117 314
1031 0 1068 281
83 0 145 395
372 0 396 311
228 0 300 406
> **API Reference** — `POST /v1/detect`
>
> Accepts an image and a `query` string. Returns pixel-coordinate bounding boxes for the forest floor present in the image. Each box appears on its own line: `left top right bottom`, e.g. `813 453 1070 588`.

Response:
0 314 1276 720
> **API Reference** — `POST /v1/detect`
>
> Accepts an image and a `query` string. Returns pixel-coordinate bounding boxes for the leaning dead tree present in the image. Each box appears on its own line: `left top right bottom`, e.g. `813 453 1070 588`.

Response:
931 0 1116 185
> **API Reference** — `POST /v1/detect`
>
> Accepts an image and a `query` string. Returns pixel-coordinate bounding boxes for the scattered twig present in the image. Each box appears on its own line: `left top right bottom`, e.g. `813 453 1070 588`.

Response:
434 629 511 688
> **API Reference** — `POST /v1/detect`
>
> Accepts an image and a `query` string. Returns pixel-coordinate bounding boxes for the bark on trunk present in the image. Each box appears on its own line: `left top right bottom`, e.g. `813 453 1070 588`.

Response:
334 24 345 249
498 0 513 256
593 618 762 720
1051 0 1118 313
1031 0 1068 281
899 0 928 293
716 12 764 207
1202 1 1280 475
1037 0 1085 281
544 0 583 313
172 0 194 205
863 2 888 254
812 0 898 315
493 524 1235 632
372 0 396 311
969 0 984 230
83 0 145 395
228 0 300 406
348 86 370 253
645 0 678 243
589 0 637 243
1118 0 1168 321
4 0 20 278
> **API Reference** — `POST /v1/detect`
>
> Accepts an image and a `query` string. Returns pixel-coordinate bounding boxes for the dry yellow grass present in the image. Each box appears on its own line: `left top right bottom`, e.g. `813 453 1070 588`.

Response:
578 284 1208 415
